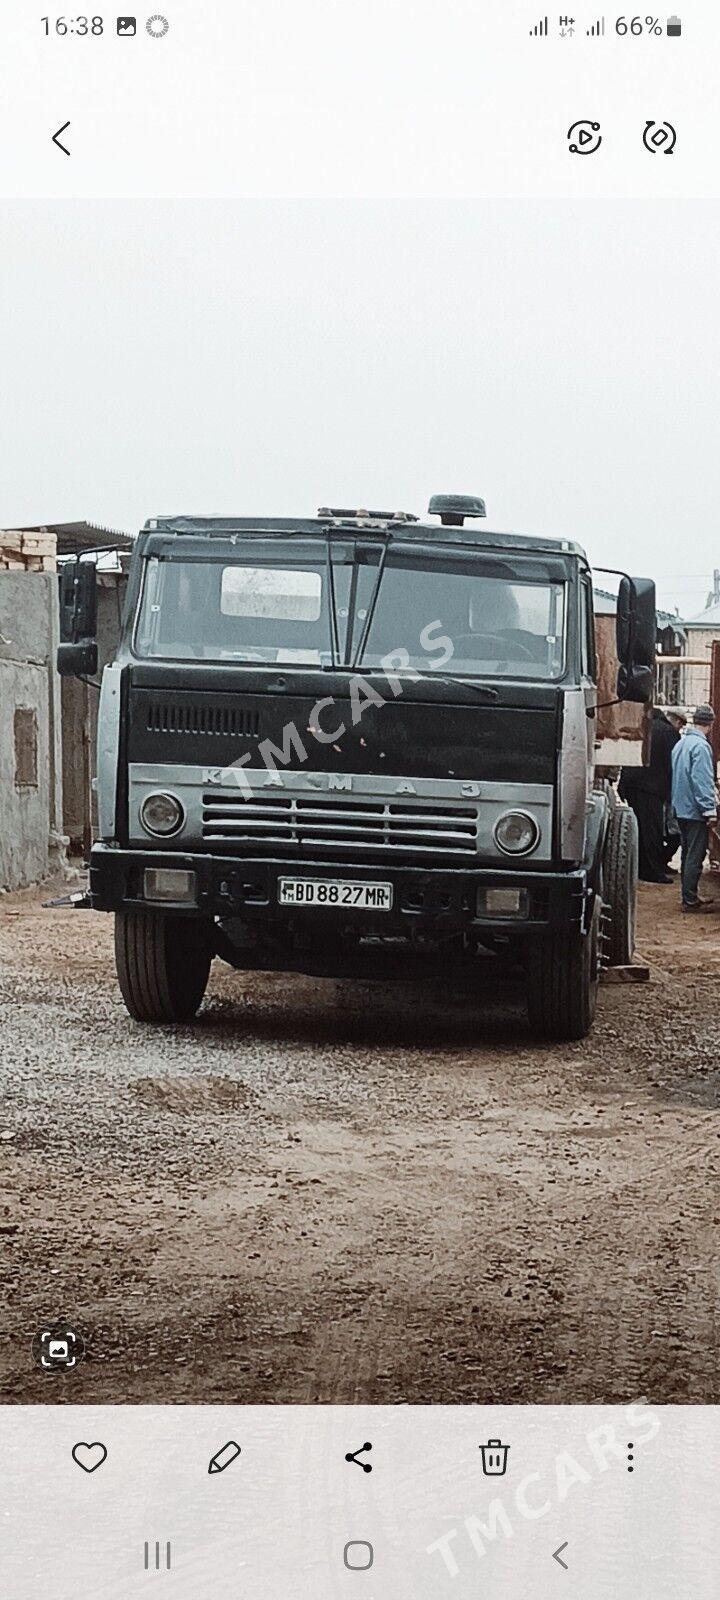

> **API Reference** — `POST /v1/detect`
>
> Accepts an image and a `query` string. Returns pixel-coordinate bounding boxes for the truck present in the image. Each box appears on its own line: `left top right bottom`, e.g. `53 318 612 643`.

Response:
57 495 656 1040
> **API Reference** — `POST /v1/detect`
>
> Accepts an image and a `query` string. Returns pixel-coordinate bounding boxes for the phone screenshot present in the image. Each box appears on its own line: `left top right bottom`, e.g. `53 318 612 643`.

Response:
0 0 718 1593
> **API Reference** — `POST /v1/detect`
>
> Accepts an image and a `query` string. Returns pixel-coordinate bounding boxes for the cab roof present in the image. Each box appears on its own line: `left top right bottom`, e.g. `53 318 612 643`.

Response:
143 513 587 561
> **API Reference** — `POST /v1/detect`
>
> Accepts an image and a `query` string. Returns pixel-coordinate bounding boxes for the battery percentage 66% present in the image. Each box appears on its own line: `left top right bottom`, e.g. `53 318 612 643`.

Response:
615 15 664 33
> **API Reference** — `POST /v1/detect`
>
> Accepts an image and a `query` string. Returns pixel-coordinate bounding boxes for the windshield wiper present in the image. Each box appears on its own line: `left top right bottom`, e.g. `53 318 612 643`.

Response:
410 674 500 701
350 536 390 669
324 535 340 669
314 664 498 699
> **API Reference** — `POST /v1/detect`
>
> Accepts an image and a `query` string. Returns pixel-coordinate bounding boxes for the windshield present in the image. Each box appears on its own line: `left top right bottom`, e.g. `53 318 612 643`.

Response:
135 547 335 666
134 546 567 680
359 553 566 679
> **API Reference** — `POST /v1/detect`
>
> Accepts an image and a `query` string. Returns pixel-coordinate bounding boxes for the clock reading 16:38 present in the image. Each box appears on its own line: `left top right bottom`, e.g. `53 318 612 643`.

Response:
41 16 105 32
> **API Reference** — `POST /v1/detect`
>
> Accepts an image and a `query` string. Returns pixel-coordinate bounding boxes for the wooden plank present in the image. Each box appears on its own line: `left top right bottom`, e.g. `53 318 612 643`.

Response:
601 964 651 984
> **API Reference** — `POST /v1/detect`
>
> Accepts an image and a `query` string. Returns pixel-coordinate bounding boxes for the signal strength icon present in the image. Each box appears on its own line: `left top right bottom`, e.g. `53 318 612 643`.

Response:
587 15 605 33
530 15 549 34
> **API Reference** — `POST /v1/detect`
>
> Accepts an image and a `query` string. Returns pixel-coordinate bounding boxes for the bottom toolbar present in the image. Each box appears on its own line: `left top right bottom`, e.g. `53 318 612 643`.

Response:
0 1405 715 1599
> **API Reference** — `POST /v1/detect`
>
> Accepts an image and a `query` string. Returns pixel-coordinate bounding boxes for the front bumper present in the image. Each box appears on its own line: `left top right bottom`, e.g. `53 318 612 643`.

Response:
89 844 590 937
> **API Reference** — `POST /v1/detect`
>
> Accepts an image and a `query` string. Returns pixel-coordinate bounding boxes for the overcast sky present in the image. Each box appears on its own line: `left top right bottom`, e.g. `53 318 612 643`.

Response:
0 200 718 617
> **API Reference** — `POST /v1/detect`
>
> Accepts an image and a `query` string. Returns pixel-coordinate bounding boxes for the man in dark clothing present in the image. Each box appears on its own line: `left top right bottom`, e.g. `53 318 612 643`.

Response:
662 711 686 866
619 708 681 883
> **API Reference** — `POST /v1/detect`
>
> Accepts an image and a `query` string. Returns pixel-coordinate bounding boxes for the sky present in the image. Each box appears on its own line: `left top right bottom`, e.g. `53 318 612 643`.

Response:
0 199 719 618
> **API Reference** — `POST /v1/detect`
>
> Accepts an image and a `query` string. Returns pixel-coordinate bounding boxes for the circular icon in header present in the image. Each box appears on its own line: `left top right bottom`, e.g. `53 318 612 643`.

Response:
643 120 677 154
146 14 170 37
567 120 602 155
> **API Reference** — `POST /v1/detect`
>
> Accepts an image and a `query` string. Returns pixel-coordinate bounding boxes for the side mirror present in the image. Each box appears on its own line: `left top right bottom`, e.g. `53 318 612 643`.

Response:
59 559 97 642
57 559 98 677
57 640 99 677
616 575 656 703
617 662 654 704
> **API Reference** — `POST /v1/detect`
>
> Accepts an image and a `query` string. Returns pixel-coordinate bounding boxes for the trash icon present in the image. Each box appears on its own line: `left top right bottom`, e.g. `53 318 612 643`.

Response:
480 1439 510 1476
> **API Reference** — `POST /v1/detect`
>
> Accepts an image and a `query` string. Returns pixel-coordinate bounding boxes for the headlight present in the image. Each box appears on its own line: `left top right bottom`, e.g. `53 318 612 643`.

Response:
140 791 184 837
493 809 540 856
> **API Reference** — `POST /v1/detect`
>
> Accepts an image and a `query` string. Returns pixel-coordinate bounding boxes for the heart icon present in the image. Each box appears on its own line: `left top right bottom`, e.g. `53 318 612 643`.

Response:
72 1441 108 1473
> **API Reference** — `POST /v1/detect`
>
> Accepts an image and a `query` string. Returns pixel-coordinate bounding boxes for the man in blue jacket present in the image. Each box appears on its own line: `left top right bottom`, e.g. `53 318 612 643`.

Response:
670 704 718 910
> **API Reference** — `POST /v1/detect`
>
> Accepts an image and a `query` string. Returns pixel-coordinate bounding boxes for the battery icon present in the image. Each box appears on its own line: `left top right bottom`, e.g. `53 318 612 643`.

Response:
667 14 681 34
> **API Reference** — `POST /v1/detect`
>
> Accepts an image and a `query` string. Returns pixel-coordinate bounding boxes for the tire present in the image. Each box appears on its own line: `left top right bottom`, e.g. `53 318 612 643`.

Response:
114 909 213 1023
526 893 601 1041
603 803 638 967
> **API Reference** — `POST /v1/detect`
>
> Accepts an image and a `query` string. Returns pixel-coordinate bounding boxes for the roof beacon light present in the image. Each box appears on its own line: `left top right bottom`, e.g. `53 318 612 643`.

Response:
317 506 419 525
428 494 487 527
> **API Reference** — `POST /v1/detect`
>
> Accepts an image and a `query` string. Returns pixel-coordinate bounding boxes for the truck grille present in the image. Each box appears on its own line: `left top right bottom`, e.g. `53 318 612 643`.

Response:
146 702 261 739
201 792 480 858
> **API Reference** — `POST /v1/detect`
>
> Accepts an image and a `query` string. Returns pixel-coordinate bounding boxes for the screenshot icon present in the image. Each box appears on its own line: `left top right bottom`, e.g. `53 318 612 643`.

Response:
32 1323 85 1373
116 16 137 34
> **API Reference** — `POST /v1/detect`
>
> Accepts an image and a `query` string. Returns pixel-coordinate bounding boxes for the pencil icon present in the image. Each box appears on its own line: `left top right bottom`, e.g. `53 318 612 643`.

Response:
208 1440 241 1475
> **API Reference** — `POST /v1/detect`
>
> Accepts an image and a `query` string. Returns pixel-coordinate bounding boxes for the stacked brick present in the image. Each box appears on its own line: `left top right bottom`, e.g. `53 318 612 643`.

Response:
0 529 57 573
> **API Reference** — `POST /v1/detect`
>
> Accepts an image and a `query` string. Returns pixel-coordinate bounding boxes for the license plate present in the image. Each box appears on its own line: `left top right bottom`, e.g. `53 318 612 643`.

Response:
278 877 394 910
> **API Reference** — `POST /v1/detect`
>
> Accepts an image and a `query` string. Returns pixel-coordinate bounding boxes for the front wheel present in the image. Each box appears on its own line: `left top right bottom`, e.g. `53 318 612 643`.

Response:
526 894 601 1041
114 909 213 1023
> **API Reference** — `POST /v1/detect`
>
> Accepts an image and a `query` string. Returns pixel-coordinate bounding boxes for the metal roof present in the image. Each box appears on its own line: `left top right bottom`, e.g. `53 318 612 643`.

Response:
593 584 684 633
684 601 720 629
20 520 133 555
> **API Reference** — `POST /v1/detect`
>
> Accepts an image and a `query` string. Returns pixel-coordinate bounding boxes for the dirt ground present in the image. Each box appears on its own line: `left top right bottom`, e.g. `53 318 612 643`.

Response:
0 873 719 1405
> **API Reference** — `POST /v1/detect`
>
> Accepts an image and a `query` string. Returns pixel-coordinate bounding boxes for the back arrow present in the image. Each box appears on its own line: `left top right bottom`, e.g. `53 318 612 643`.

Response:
52 121 71 156
552 1542 569 1571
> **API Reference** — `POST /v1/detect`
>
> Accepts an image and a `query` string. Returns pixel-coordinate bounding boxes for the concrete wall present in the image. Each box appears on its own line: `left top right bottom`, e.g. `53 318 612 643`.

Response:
0 572 64 891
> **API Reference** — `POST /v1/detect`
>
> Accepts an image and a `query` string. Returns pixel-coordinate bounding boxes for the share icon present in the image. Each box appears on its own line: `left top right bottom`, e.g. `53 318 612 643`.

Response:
345 1442 372 1472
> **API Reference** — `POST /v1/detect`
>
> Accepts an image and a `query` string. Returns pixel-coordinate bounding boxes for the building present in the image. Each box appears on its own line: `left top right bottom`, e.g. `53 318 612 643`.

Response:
0 521 132 891
676 599 720 709
0 530 63 891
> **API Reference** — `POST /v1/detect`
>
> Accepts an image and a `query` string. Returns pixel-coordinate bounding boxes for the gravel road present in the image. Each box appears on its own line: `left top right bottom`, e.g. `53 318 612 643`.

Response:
1 877 718 1404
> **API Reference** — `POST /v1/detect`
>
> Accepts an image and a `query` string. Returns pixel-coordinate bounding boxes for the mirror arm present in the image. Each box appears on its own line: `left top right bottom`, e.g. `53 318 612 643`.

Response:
593 565 632 582
588 699 622 716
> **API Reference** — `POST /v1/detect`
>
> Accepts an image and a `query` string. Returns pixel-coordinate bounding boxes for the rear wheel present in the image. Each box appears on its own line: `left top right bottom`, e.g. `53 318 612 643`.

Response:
114 909 213 1023
526 893 601 1041
603 803 638 967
